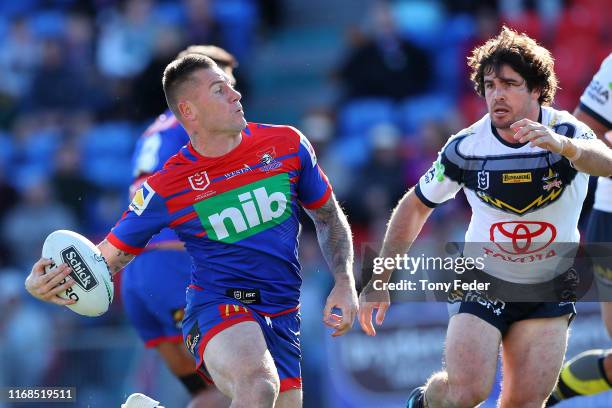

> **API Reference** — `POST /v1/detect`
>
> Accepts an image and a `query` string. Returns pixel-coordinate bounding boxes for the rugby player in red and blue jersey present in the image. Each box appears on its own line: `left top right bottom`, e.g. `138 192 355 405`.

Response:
27 54 357 408
121 45 237 407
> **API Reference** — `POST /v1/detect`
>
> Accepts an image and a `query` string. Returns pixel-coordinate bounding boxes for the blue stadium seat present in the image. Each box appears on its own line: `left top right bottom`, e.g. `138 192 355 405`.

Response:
153 2 187 26
396 93 455 134
213 0 258 60
81 122 136 188
22 129 61 171
338 98 396 137
29 10 66 38
0 0 40 18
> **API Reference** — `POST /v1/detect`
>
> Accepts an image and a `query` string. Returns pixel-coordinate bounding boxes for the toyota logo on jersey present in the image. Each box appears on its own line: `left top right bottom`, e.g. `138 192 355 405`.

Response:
489 221 557 255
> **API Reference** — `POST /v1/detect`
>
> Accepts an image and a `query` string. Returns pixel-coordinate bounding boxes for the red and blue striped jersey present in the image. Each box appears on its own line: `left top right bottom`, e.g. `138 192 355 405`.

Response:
108 122 332 314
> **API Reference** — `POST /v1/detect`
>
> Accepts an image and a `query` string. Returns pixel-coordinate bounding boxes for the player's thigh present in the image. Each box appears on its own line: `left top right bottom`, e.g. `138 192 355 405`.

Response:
444 312 501 391
501 314 570 401
204 320 278 396
274 389 302 408
156 341 195 377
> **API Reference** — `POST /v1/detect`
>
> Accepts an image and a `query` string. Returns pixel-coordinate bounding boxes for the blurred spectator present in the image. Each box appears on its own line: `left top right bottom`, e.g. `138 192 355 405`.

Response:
51 141 97 221
1 176 76 269
0 167 18 267
129 25 183 121
0 16 39 100
182 0 222 48
96 0 159 79
0 269 54 387
338 1 432 101
65 12 96 70
346 124 406 232
26 38 93 113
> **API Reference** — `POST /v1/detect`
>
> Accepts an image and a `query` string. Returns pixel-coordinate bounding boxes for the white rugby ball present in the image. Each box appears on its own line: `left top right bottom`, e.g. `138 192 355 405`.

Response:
42 230 114 317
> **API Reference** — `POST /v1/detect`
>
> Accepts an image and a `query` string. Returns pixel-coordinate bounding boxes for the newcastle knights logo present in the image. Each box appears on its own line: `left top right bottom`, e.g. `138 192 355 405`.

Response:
188 171 210 191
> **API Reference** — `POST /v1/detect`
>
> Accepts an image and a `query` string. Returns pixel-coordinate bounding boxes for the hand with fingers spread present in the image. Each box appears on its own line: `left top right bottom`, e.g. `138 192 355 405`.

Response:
25 258 77 306
358 281 390 336
323 280 358 337
511 118 568 154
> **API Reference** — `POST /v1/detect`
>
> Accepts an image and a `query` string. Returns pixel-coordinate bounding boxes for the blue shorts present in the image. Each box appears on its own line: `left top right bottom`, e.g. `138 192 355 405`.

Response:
448 289 575 336
121 249 191 347
586 209 612 295
182 287 302 392
586 209 612 243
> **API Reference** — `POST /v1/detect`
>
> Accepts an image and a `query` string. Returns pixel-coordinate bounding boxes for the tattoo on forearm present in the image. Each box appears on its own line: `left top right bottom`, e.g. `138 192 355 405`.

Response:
306 197 354 280
98 239 135 275
111 249 133 274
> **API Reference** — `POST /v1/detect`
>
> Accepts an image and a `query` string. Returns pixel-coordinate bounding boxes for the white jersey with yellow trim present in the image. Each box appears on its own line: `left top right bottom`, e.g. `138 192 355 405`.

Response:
416 106 596 283
579 52 612 212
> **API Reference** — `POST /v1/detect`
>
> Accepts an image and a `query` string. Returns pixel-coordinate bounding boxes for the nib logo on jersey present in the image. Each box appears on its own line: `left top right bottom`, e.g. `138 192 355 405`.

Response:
484 221 557 263
194 173 291 243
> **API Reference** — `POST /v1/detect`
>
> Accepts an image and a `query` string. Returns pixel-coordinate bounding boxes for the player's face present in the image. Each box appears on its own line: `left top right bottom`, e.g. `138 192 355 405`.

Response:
191 66 246 133
484 64 540 130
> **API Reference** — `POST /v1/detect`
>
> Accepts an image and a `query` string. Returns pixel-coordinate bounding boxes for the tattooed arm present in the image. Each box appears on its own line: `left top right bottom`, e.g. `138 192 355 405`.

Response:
25 239 136 305
97 239 136 276
305 194 358 337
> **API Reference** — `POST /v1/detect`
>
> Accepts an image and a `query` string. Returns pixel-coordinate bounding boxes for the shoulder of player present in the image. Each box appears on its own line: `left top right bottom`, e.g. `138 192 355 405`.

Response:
438 116 485 158
543 106 594 139
143 147 195 194
246 122 308 149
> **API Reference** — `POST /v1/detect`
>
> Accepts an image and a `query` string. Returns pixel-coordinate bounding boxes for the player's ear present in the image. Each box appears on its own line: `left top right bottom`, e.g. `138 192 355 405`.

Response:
530 86 542 103
178 100 196 123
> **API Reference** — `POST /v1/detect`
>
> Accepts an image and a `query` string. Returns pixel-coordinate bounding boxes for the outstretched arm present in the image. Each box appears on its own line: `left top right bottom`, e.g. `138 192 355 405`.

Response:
305 194 358 337
358 188 433 335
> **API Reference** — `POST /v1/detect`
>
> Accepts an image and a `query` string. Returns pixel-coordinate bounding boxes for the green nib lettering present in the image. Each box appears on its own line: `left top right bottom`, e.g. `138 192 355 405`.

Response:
434 161 446 182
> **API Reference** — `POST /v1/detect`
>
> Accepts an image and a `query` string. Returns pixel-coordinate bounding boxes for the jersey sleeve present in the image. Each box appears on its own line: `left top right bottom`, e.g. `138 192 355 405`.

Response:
415 136 464 208
579 53 612 129
106 181 170 255
292 127 333 209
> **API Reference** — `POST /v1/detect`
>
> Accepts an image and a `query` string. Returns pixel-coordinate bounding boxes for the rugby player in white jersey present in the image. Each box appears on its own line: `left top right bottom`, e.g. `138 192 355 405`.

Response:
359 27 612 408
547 53 612 405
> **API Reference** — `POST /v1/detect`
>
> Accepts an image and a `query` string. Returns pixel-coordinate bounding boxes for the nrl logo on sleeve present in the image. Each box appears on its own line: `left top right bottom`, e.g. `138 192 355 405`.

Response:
188 171 210 191
129 181 155 216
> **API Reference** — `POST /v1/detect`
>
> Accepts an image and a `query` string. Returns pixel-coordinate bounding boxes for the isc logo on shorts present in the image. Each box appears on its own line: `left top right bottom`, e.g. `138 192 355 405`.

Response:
194 174 292 243
61 246 98 291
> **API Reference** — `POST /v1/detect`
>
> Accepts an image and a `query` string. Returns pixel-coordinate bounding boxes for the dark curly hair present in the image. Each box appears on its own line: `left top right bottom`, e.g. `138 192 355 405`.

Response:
468 26 558 106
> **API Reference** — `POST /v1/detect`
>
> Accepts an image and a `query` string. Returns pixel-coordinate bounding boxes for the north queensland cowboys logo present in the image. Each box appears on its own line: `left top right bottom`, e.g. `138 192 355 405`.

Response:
188 171 210 191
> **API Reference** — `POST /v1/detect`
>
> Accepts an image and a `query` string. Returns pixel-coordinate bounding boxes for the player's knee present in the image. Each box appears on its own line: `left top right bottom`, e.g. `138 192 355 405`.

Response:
234 373 279 406
503 388 551 407
446 383 489 407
